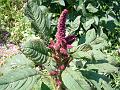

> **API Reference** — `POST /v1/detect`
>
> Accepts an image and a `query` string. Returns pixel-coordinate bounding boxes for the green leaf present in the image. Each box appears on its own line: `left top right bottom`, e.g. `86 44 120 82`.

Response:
44 58 57 72
69 59 83 70
86 3 98 13
32 75 53 90
76 0 83 11
71 45 107 61
81 70 110 81
72 47 107 61
71 16 81 31
71 44 92 60
94 16 99 25
90 80 101 90
39 6 48 13
22 39 49 65
85 28 96 43
59 0 65 6
24 0 51 44
41 82 51 90
62 68 91 90
72 50 92 60
0 67 40 90
86 63 118 73
81 70 114 90
100 79 114 90
77 44 92 51
100 30 108 40
83 18 94 30
0 54 34 74
91 49 107 60
90 37 108 49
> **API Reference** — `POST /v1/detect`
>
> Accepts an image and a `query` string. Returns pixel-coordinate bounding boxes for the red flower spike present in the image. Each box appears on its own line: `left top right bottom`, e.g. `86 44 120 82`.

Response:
49 70 59 76
56 9 68 40
54 9 69 52
53 41 61 50
60 47 67 55
58 65 65 70
56 79 62 88
48 9 76 63
67 44 73 49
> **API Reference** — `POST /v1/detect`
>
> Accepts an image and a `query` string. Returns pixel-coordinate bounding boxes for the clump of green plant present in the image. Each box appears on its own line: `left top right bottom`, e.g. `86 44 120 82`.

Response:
0 0 32 44
0 0 119 90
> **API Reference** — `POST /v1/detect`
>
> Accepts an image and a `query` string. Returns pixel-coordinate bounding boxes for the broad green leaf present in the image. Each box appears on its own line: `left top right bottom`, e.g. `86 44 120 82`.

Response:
100 79 114 90
71 44 92 60
62 68 91 90
41 82 51 90
44 58 57 72
32 75 53 90
90 80 101 90
77 44 92 51
90 37 108 49
0 67 40 90
83 18 94 30
0 54 34 74
100 31 108 40
22 39 49 65
69 59 83 70
86 63 118 73
76 0 83 11
94 16 99 25
81 70 114 90
71 45 106 60
6 54 34 66
71 16 81 31
59 0 65 6
39 6 48 13
106 55 118 65
85 28 96 43
24 0 51 44
91 49 107 60
81 70 110 84
72 51 92 60
86 3 98 13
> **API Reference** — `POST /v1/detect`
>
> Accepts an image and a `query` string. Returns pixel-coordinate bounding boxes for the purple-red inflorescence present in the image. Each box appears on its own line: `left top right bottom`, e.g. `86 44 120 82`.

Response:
58 65 65 70
56 79 62 88
49 70 59 76
56 9 68 40
48 9 76 63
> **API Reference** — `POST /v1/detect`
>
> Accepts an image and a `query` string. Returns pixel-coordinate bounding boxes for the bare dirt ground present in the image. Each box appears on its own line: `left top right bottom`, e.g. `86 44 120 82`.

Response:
0 43 20 65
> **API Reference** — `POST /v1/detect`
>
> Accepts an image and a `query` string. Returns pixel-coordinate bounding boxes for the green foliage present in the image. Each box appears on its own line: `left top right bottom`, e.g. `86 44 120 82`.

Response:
80 70 113 90
0 54 34 73
0 54 40 90
24 0 51 44
70 16 81 32
0 67 40 90
85 28 96 43
62 68 91 90
22 39 49 65
0 0 120 90
86 63 118 73
0 0 31 44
